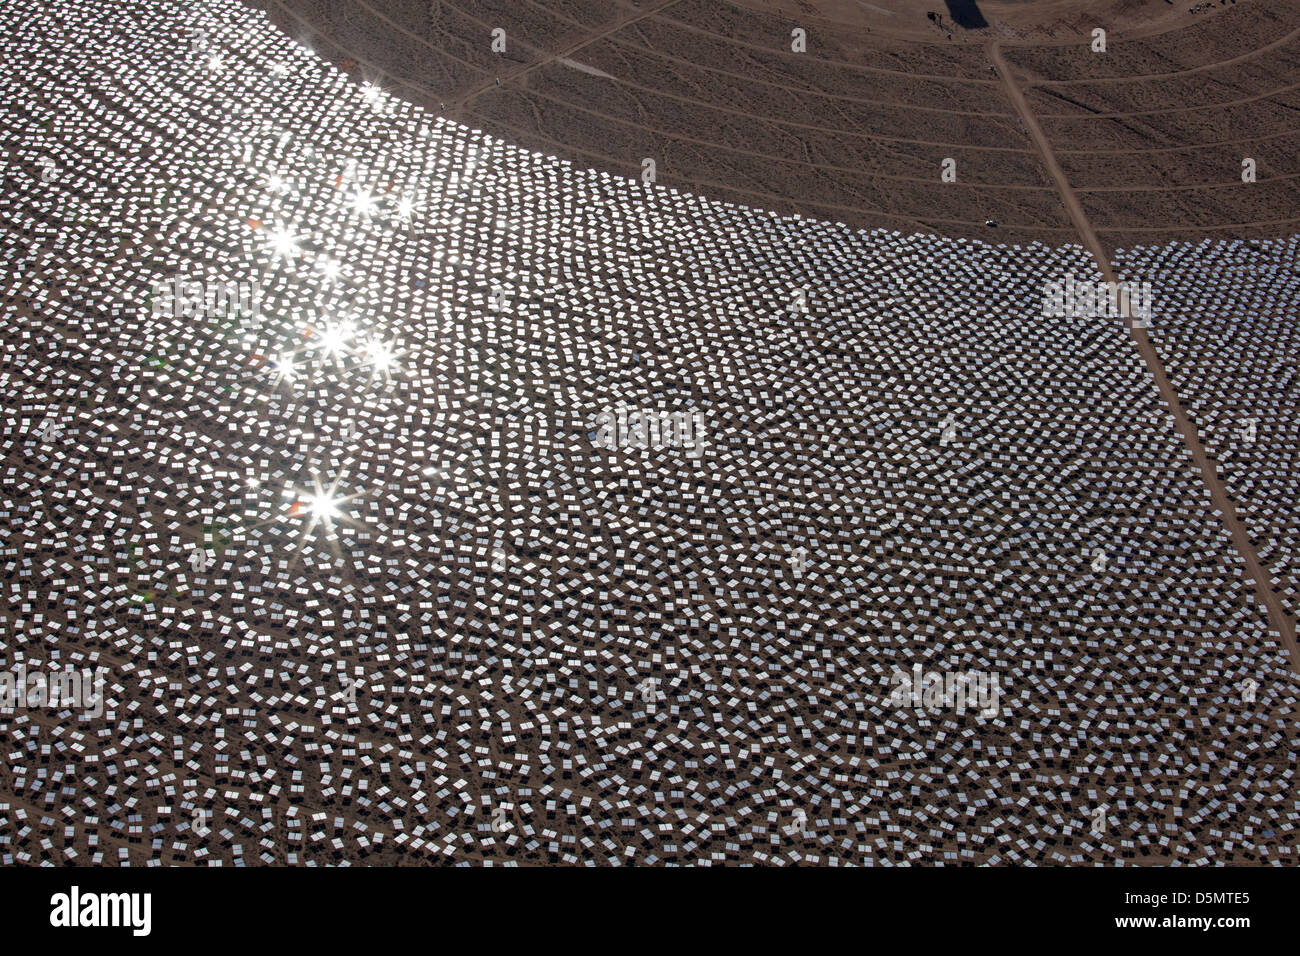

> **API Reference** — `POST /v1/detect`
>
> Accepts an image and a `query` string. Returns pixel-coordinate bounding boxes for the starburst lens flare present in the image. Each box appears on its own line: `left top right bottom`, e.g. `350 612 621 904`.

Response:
282 473 369 563
363 338 398 377
270 352 296 385
315 320 354 359
315 256 341 282
307 492 341 521
267 225 299 258
350 188 376 217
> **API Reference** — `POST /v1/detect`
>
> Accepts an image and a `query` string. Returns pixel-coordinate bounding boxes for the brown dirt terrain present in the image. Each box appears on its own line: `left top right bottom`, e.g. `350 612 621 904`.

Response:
249 0 1296 250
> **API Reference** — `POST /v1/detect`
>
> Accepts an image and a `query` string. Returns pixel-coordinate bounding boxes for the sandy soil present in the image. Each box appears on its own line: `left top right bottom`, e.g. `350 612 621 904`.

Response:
250 0 1297 249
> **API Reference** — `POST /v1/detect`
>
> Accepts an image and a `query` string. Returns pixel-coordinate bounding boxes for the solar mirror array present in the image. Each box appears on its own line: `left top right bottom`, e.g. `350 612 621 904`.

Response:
0 0 1297 866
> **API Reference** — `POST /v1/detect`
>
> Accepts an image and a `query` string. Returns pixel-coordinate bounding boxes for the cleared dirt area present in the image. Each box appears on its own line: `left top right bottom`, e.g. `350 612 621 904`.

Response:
251 0 1295 250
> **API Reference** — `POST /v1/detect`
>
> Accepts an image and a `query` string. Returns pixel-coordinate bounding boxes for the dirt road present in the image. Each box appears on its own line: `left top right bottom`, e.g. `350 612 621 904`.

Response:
989 39 1299 670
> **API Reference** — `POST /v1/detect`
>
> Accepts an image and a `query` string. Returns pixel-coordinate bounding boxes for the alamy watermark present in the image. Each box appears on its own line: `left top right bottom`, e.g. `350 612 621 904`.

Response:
1042 274 1152 324
886 664 1001 717
151 276 260 321
50 886 150 936
0 664 105 717
592 406 707 459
